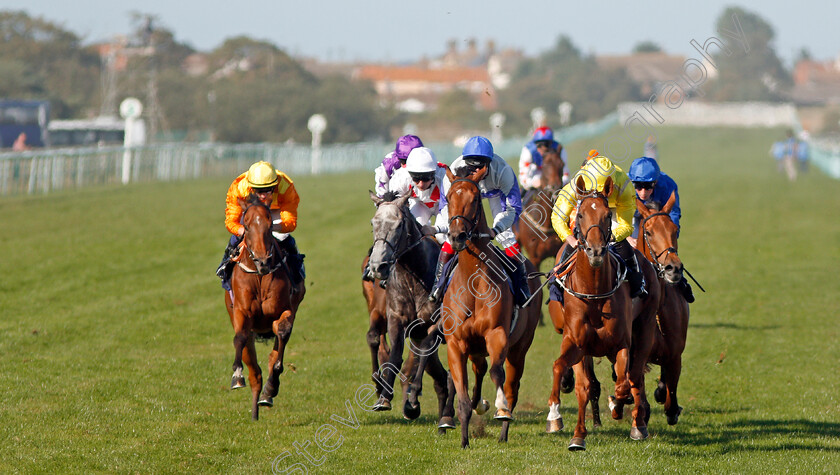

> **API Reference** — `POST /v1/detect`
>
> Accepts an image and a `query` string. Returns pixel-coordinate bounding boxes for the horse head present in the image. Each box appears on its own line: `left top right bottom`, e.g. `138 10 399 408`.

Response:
574 175 613 268
240 194 276 276
368 190 411 280
540 147 565 192
445 165 488 252
636 191 683 284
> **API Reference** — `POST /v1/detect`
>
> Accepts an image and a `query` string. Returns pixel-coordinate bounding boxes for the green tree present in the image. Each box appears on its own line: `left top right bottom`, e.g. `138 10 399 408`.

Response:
707 6 791 101
633 41 662 53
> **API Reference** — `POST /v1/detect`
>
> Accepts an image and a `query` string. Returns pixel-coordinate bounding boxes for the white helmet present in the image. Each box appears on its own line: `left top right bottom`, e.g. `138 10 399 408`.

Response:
405 147 437 173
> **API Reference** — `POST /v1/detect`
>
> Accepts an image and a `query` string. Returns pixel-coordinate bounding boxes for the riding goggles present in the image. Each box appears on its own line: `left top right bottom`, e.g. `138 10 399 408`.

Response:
410 172 435 183
633 181 655 190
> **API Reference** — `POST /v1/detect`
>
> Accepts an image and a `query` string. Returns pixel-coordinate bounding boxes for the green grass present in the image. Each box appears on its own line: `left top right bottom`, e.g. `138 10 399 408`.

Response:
1 126 838 474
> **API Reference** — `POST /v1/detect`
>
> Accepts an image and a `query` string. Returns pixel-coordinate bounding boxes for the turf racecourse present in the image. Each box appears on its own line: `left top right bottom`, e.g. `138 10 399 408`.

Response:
1 126 838 474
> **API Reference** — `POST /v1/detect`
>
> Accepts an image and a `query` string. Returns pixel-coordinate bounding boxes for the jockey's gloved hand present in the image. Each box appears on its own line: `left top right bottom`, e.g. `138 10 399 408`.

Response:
490 225 503 238
434 224 449 235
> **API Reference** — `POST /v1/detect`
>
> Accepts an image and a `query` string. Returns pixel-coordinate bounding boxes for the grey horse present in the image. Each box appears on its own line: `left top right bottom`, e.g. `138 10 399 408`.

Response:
367 191 455 432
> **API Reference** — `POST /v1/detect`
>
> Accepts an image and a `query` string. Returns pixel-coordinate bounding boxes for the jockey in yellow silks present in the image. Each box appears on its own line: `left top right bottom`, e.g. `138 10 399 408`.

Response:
550 154 647 299
216 161 304 290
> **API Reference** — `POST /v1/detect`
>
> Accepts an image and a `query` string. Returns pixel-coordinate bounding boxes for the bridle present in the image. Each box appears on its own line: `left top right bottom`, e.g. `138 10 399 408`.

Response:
574 194 613 251
447 178 491 241
639 211 679 278
238 201 285 275
558 192 625 300
372 201 426 271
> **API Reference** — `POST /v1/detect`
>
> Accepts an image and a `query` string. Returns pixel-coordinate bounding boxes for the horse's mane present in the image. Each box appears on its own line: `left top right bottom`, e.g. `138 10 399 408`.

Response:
645 201 661 211
454 166 477 178
380 190 400 202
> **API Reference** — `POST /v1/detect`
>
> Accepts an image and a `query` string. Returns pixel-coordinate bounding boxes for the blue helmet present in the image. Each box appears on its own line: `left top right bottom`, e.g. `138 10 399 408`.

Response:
628 156 661 183
533 126 554 143
462 136 494 160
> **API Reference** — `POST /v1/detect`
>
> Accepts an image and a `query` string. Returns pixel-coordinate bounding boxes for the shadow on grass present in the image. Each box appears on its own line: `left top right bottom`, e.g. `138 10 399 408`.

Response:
663 418 840 453
690 322 780 331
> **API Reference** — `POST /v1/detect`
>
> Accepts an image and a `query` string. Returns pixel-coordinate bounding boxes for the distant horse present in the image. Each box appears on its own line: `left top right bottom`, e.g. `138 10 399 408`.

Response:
545 176 657 450
224 194 305 420
367 191 455 430
443 166 542 448
514 146 566 271
635 192 689 425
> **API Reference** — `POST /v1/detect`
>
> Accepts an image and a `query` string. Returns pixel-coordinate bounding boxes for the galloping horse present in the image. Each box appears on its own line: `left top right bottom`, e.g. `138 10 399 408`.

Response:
545 176 656 450
224 194 305 420
367 191 454 430
513 146 566 270
635 192 689 425
443 166 541 448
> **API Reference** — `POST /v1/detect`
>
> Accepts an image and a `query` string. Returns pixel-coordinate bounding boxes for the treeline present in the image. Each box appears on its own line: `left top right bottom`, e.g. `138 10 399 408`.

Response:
0 6 792 143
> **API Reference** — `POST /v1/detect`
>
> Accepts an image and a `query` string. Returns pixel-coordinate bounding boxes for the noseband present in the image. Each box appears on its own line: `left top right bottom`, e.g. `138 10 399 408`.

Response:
574 194 612 250
640 211 680 277
239 202 284 275
447 178 490 241
372 201 424 270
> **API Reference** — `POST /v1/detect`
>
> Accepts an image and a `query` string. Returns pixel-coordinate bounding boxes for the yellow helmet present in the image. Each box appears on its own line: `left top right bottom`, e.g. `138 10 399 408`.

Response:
245 161 279 188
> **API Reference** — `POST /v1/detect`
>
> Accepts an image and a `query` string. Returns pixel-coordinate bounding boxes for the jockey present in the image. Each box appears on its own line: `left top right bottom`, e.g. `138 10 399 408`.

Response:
627 156 693 303
551 154 648 299
519 126 570 191
429 136 531 306
388 146 448 229
215 161 304 291
373 134 424 197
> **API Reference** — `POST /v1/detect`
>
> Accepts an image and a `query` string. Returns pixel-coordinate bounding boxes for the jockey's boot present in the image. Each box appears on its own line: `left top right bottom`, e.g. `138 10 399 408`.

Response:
216 240 239 280
511 257 532 307
428 249 455 303
280 235 305 288
678 276 695 303
362 246 375 282
614 240 648 300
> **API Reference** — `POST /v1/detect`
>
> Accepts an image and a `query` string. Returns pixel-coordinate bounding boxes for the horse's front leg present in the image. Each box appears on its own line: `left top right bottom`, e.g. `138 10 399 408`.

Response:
260 310 294 406
404 328 443 420
242 333 263 420
484 327 511 423
230 309 251 391
609 346 631 420
372 317 406 411
447 342 472 448
468 354 489 415
546 335 583 436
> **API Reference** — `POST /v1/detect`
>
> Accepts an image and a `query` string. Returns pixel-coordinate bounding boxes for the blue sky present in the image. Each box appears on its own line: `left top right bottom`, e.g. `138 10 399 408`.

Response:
4 0 837 65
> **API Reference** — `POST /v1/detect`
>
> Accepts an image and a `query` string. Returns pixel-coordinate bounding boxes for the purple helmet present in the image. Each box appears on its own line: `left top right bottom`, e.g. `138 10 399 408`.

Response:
394 135 423 161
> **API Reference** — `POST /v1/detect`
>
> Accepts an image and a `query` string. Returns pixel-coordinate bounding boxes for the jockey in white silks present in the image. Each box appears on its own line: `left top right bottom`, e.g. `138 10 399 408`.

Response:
388 147 448 235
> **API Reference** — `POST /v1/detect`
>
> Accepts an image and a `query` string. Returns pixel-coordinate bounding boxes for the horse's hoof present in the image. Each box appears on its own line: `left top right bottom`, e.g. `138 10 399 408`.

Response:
654 383 666 404
560 372 575 394
438 416 456 430
231 376 246 389
667 405 683 426
546 418 564 433
630 426 649 440
493 409 513 421
568 437 586 451
258 396 273 407
474 399 489 415
372 396 392 412
402 400 421 420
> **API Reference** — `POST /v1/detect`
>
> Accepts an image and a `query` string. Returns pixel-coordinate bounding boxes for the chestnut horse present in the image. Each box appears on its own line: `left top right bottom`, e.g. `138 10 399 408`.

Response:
443 166 542 448
513 146 566 271
224 195 305 420
636 192 689 425
545 176 657 450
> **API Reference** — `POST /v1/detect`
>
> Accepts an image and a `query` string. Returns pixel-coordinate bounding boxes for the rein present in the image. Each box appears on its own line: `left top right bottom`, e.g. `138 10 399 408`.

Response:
557 251 627 300
372 201 431 274
640 211 706 292
237 200 286 276
640 211 680 278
